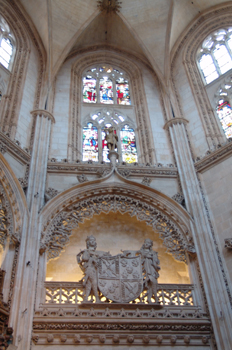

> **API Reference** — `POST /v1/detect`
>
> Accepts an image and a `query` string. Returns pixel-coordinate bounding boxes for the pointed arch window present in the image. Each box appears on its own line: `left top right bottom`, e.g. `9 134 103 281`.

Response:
0 16 15 70
82 66 131 105
82 111 137 163
198 28 232 84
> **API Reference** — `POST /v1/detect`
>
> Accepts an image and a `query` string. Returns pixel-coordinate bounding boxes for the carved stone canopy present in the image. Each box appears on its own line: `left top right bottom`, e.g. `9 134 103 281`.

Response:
41 185 194 263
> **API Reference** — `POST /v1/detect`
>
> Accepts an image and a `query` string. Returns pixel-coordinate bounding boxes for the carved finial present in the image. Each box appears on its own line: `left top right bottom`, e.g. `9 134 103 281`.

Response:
97 0 122 14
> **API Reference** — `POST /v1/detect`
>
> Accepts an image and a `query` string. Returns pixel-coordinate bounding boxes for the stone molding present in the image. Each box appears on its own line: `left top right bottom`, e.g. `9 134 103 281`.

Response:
0 1 45 140
40 183 193 262
163 118 189 130
0 131 30 164
47 161 178 178
31 110 56 124
0 169 22 243
225 238 232 249
194 140 232 172
69 52 155 164
32 332 210 346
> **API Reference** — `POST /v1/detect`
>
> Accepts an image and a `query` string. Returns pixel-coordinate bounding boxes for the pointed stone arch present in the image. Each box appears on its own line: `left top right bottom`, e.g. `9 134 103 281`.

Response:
39 177 194 263
170 3 232 148
68 51 156 164
0 0 46 139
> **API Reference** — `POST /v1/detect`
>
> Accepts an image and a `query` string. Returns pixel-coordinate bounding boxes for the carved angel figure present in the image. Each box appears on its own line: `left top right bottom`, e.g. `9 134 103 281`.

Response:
139 238 160 303
76 235 110 302
104 126 118 151
122 238 160 303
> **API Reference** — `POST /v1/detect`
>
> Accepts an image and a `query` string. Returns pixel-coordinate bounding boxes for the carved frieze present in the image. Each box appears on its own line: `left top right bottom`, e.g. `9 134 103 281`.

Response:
195 141 232 172
44 188 59 203
0 132 30 164
41 193 193 262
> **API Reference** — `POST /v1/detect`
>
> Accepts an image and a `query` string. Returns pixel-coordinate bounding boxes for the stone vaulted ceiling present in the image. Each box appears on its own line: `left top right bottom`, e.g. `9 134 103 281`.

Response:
19 0 229 84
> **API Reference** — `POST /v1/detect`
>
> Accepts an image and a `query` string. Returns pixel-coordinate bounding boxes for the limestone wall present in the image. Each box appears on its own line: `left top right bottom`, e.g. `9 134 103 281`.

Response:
15 42 39 148
200 155 232 286
172 54 209 158
49 54 173 165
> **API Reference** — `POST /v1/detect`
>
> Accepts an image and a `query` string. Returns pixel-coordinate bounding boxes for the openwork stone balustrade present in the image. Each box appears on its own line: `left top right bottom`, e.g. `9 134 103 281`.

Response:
44 282 195 306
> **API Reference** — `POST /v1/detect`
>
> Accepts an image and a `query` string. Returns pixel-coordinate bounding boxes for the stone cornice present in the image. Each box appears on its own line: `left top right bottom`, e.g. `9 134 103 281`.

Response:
46 162 178 178
163 118 189 130
0 131 30 164
194 141 232 173
31 110 56 124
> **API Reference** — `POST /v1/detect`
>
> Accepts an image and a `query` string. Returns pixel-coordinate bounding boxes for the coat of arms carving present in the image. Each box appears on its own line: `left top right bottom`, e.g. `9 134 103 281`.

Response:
98 255 143 303
77 235 160 304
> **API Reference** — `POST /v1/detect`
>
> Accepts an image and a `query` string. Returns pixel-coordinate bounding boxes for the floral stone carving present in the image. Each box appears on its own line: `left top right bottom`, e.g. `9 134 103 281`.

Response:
77 236 160 304
42 194 192 262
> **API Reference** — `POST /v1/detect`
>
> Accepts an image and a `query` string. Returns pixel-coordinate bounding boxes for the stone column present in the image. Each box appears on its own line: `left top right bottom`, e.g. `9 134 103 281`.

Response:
164 118 232 350
10 110 55 350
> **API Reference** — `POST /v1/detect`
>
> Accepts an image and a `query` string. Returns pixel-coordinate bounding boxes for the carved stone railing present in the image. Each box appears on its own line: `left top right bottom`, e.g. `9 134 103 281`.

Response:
44 282 195 307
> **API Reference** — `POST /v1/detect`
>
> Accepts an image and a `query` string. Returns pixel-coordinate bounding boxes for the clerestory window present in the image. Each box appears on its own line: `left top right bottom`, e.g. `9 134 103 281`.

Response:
0 16 15 70
198 28 232 84
82 65 131 105
82 110 137 163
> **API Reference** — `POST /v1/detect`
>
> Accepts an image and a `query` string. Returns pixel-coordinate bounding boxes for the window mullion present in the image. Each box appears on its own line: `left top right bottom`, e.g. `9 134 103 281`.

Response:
224 40 232 63
96 77 100 104
211 47 222 75
98 126 103 162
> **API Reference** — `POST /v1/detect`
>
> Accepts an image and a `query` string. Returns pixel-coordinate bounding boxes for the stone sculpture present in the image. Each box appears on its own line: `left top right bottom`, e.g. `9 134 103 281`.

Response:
104 126 118 151
76 235 110 302
77 236 160 304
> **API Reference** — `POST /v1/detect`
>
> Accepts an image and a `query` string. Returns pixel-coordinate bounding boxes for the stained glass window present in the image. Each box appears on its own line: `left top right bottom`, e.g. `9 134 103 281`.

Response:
120 125 137 163
217 101 232 138
198 28 232 84
0 16 15 70
83 76 97 103
116 77 131 105
82 66 131 105
99 77 113 104
82 123 98 161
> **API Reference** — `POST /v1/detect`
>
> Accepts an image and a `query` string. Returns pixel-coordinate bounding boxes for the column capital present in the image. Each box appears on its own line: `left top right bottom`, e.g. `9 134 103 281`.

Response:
30 110 55 124
163 118 189 130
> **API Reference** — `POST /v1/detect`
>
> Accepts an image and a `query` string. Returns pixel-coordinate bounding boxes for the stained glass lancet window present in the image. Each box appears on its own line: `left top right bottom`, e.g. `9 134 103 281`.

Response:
82 66 131 105
116 77 130 105
120 125 137 163
82 123 99 161
83 76 97 103
99 77 113 104
0 16 15 70
198 28 232 84
217 101 232 139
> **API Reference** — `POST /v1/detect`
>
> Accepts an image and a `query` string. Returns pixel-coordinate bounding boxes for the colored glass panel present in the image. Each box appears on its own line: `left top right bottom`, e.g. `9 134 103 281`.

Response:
120 125 137 163
116 78 131 105
99 77 113 104
101 129 109 162
82 123 98 161
83 76 97 103
217 101 232 138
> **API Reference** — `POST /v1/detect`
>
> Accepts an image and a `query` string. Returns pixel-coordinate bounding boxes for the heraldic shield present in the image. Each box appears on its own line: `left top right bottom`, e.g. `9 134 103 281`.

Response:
98 255 143 303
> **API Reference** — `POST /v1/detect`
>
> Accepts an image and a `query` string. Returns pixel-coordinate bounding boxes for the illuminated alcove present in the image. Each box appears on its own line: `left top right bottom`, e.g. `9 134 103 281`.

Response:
46 212 190 284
